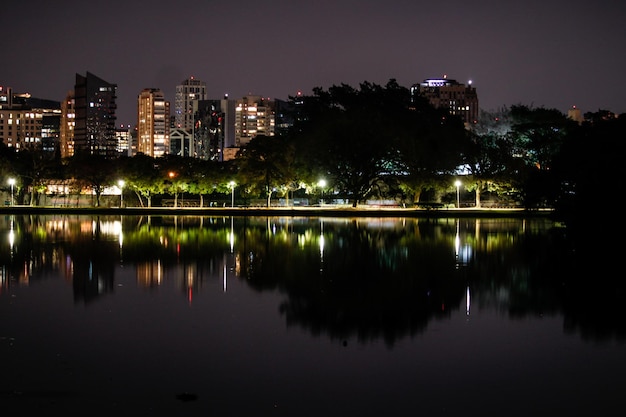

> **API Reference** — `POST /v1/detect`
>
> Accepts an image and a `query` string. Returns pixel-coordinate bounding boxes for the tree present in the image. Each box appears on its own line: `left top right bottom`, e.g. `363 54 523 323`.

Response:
508 105 573 171
461 129 521 208
235 135 295 207
118 153 161 207
66 153 116 207
395 95 469 204
14 148 63 206
157 155 193 208
291 80 408 207
186 158 226 207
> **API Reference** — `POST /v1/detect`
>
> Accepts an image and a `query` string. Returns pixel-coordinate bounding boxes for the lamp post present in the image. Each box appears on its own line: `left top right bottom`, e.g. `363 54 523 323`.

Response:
8 178 15 206
168 172 177 208
118 180 125 208
318 179 326 205
454 180 461 208
229 181 236 207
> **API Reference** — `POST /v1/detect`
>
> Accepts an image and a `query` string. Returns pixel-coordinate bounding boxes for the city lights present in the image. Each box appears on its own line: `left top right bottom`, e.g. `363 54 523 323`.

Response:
118 179 125 208
8 178 15 206
229 181 236 207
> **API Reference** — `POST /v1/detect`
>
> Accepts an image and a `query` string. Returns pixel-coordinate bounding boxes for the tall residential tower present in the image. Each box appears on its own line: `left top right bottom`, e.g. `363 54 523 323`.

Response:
137 88 170 157
73 72 118 156
174 77 206 130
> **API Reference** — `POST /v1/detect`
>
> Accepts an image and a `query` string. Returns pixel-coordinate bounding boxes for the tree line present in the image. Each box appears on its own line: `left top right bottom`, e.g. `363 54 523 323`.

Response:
1 79 623 220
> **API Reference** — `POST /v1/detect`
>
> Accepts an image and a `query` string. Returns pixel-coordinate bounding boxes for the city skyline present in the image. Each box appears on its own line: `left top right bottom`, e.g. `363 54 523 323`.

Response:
2 0 625 126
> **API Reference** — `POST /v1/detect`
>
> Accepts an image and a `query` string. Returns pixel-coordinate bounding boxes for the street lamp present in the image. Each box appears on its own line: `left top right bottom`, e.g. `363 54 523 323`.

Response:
168 172 177 208
8 178 15 206
229 181 236 207
318 179 326 205
118 180 125 208
454 180 462 208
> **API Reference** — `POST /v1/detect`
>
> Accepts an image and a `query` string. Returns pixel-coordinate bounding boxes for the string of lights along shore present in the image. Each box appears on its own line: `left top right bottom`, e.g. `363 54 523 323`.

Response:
0 72 590 162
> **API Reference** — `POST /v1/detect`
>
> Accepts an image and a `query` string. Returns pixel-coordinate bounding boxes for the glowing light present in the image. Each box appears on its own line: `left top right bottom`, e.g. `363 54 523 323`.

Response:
8 178 15 206
229 181 236 207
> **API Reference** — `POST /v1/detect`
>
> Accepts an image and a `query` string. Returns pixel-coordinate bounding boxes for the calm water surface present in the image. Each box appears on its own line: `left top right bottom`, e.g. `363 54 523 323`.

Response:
1 214 624 416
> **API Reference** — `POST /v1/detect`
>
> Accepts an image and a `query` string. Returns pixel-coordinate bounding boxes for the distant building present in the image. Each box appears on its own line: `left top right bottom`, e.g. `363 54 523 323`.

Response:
221 95 236 149
60 91 75 157
137 88 170 157
116 125 133 156
411 76 479 127
195 99 226 161
0 86 61 152
73 72 118 157
567 106 583 124
169 128 193 157
235 95 275 147
187 95 238 161
174 77 206 130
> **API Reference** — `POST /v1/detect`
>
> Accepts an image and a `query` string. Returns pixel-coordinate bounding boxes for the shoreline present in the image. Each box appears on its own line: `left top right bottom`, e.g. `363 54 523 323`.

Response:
0 205 555 218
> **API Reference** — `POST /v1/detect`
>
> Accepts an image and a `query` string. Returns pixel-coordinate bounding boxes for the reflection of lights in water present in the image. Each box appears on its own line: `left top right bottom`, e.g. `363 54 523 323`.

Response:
454 219 472 266
89 220 123 237
230 217 234 253
319 219 325 273
455 219 460 258
8 229 15 251
466 286 471 316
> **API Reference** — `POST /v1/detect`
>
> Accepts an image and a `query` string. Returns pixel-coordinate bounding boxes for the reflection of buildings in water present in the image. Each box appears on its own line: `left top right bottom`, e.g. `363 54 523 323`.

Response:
136 260 164 288
134 254 236 300
71 258 115 303
172 263 199 301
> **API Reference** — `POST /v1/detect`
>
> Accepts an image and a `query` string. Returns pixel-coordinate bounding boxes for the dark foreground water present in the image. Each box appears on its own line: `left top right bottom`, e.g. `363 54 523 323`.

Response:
1 214 624 416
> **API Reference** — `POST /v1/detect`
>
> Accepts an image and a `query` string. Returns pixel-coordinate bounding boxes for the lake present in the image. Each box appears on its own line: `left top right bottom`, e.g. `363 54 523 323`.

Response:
1 213 624 416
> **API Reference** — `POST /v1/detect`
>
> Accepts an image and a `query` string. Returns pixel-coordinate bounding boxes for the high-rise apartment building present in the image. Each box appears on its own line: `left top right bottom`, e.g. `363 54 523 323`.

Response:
234 95 275 147
60 91 75 157
137 88 170 157
116 125 133 156
411 76 479 127
0 86 61 152
174 77 206 130
73 72 118 157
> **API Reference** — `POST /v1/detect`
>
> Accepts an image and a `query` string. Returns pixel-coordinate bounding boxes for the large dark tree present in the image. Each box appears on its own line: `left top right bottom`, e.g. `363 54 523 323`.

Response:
67 153 116 207
395 95 469 204
235 135 295 206
289 79 470 206
552 114 626 220
292 80 413 206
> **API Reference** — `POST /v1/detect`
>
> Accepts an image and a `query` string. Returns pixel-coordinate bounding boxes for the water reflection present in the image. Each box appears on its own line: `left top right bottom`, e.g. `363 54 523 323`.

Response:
1 214 624 345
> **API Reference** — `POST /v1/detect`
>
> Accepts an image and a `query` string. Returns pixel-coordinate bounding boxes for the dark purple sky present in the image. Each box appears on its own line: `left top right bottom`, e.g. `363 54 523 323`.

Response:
2 0 625 126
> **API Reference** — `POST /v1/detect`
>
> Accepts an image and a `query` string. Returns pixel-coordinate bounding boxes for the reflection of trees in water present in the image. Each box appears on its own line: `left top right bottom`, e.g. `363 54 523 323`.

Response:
558 223 626 343
242 218 468 348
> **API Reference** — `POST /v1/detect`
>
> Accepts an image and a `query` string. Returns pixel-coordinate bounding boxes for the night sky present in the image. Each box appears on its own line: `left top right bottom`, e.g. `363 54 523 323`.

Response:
2 0 625 126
